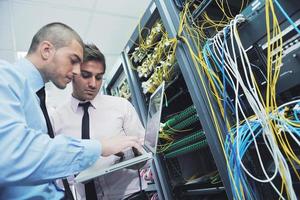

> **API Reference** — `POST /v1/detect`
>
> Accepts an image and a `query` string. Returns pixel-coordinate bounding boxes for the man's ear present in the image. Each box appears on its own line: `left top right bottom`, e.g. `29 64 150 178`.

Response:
39 41 55 61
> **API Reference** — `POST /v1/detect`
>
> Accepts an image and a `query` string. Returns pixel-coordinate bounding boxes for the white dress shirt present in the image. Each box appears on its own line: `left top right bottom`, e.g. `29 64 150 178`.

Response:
50 94 146 200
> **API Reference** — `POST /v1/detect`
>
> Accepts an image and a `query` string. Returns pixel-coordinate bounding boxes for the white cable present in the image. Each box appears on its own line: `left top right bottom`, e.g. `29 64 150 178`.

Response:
204 12 299 198
208 14 297 199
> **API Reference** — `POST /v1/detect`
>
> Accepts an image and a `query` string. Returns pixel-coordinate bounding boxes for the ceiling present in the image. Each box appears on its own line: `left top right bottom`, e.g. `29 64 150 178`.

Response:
0 0 151 69
0 0 151 107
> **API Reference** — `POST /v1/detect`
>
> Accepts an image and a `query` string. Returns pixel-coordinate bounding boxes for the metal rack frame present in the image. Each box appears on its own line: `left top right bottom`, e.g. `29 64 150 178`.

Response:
154 0 233 198
120 0 233 199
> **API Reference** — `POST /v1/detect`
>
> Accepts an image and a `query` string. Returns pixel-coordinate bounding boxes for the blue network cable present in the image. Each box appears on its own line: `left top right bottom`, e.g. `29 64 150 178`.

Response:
226 103 300 200
225 120 263 199
271 114 300 137
294 111 300 121
203 41 235 113
273 0 300 35
203 30 250 116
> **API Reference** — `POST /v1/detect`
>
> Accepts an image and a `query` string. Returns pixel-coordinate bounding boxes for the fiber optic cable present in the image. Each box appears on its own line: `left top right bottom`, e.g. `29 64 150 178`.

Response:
177 1 299 198
273 0 300 35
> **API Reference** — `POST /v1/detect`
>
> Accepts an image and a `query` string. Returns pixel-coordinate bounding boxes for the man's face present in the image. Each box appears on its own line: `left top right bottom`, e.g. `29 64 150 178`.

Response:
72 60 105 101
46 40 83 89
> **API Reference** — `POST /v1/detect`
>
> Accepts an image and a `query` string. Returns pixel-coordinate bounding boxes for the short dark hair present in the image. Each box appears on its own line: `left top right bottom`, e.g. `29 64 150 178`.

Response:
83 43 106 73
27 22 84 54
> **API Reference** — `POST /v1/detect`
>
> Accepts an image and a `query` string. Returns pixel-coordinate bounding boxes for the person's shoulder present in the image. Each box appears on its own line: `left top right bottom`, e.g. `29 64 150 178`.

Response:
100 94 128 103
98 94 132 108
0 60 20 75
0 59 11 67
55 98 72 112
49 98 72 121
0 59 25 84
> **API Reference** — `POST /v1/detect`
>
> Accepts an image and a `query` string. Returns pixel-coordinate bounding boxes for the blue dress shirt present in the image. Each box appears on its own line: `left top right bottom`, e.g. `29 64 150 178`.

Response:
0 59 101 199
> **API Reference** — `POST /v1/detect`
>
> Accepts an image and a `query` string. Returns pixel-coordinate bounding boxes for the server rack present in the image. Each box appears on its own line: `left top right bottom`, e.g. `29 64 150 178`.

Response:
154 0 234 198
104 55 162 199
153 0 300 199
104 54 144 123
123 1 228 199
122 3 174 199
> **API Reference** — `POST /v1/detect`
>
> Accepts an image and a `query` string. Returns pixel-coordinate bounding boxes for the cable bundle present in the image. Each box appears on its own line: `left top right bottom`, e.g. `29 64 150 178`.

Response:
141 53 176 94
158 105 201 152
162 105 197 131
165 139 208 158
175 0 300 199
130 19 178 94
160 113 200 145
118 79 131 100
131 21 165 63
165 130 205 152
172 114 199 131
225 100 300 200
137 34 169 79
130 0 300 198
202 11 297 199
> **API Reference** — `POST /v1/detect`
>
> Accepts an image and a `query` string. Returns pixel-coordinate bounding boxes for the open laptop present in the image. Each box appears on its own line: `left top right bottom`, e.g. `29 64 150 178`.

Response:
75 81 165 183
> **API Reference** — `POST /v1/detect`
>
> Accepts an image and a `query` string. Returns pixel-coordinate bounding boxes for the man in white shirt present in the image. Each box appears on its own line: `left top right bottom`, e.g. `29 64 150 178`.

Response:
50 43 146 200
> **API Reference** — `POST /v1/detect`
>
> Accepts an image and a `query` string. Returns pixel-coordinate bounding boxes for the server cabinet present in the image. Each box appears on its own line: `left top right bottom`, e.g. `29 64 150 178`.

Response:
123 1 228 199
155 0 300 199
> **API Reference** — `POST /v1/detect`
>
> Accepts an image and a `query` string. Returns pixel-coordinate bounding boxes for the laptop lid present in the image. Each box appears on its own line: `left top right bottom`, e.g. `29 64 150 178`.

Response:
144 81 165 154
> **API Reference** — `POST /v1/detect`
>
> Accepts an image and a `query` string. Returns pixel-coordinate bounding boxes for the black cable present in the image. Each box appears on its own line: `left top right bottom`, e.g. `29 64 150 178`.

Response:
138 169 142 193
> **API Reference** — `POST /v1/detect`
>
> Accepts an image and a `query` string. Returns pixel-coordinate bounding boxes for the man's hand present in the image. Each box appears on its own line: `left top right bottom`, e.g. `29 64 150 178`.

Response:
101 135 142 157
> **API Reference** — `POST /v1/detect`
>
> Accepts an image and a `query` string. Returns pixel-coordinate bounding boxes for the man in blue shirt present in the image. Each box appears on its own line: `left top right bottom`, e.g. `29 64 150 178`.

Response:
0 22 141 199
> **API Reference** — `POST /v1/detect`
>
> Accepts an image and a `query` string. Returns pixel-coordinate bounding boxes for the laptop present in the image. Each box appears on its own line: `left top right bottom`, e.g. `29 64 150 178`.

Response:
75 81 165 183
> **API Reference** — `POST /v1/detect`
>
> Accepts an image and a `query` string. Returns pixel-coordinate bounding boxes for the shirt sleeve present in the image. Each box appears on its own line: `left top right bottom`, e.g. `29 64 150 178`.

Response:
122 100 145 139
0 78 101 186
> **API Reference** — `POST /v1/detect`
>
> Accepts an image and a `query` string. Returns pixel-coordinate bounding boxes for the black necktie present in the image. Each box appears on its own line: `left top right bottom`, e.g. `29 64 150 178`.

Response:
36 87 74 200
79 102 98 200
36 87 54 138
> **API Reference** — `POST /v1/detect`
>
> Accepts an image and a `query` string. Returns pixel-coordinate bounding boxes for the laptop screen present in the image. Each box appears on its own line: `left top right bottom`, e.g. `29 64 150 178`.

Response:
144 81 165 154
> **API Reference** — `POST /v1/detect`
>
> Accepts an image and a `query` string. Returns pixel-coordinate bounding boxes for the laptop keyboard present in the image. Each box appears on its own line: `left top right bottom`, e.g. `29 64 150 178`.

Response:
114 147 143 164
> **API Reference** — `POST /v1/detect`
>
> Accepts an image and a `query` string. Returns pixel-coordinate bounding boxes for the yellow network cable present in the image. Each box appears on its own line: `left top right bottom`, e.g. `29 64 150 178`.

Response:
175 3 244 199
138 1 298 198
175 0 297 198
264 1 299 198
130 21 165 69
215 0 233 20
139 33 178 94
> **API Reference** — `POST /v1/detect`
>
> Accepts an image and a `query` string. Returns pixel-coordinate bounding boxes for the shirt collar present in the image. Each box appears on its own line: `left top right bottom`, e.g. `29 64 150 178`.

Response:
15 58 44 93
70 95 97 112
